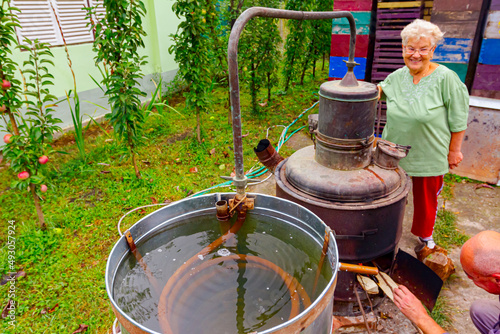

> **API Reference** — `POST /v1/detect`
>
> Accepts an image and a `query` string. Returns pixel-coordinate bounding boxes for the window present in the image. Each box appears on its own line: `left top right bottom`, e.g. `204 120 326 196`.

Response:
11 0 105 47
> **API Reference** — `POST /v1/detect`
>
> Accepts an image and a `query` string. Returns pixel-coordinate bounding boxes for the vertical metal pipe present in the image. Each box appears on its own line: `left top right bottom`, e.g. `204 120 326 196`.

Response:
228 7 357 196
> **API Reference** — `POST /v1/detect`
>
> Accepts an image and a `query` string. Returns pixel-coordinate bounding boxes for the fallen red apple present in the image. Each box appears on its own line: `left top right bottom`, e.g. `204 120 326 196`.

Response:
40 184 48 192
18 171 29 180
3 134 12 144
1 80 11 90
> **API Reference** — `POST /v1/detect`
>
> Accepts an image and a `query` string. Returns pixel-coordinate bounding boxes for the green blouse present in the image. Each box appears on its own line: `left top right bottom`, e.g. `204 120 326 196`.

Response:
379 65 469 177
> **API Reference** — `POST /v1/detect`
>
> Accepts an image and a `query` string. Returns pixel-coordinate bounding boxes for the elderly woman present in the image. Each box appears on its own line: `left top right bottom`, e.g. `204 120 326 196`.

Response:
378 19 469 254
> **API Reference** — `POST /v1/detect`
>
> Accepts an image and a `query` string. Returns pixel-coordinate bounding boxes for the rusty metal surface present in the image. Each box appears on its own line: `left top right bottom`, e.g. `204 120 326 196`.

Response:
276 161 410 263
453 106 500 184
284 147 405 202
254 139 284 172
228 7 358 196
391 250 443 312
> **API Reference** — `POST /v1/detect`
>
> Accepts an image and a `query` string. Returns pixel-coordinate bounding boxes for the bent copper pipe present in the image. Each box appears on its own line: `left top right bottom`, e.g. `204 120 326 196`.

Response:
254 139 284 172
229 7 358 196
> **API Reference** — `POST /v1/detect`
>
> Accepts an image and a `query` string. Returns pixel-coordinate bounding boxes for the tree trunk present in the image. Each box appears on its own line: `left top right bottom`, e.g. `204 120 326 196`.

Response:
284 54 296 92
30 183 46 230
196 111 201 143
267 72 271 102
250 62 257 113
127 127 141 179
8 111 19 136
300 57 309 85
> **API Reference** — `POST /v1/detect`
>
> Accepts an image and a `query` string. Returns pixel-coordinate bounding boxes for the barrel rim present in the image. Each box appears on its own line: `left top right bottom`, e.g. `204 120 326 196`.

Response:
105 192 339 334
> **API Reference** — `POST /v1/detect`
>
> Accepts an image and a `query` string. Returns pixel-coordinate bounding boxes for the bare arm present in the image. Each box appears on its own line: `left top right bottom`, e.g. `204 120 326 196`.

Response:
393 285 447 334
448 130 466 169
377 85 383 100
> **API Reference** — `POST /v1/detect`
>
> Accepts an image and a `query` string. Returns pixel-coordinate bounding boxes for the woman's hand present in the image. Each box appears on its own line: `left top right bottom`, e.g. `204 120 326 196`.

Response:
448 130 466 169
448 150 463 169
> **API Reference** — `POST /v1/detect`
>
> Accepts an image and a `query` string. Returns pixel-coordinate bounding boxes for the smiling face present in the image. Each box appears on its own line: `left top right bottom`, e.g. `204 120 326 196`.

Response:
403 37 435 75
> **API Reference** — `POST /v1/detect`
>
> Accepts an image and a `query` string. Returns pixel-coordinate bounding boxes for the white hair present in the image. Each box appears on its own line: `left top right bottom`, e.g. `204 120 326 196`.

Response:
401 19 444 47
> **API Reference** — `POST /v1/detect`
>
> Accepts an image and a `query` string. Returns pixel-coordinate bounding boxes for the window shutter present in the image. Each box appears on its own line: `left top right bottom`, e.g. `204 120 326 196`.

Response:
90 0 105 22
52 0 94 45
11 0 59 45
11 0 97 47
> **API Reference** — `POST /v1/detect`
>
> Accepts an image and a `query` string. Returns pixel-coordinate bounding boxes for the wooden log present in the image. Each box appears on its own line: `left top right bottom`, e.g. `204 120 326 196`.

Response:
333 0 372 11
433 21 479 39
471 89 500 99
373 53 405 65
330 34 369 57
372 63 405 70
435 62 468 82
434 37 472 63
332 24 370 35
433 0 483 12
484 11 500 39
492 0 500 11
431 10 480 22
431 11 480 39
332 12 371 35
329 56 367 79
453 105 500 184
378 1 433 9
472 64 500 91
479 39 500 65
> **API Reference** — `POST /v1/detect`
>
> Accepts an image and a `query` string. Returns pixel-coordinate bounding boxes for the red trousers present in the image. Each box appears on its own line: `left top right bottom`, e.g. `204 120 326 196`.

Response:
411 175 444 239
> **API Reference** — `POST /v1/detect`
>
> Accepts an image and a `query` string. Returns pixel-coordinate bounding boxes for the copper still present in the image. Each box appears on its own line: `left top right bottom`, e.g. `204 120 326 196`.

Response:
258 71 411 313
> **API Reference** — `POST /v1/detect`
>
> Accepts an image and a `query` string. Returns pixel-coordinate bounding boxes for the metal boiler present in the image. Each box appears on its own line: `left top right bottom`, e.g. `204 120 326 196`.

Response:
271 71 411 313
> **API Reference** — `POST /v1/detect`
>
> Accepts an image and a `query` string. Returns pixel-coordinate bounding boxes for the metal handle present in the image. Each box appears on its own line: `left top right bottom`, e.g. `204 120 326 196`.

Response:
333 228 378 240
228 7 357 197
339 263 379 275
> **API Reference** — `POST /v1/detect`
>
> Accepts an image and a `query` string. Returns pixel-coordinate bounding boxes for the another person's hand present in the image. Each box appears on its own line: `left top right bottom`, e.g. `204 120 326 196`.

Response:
394 285 428 323
448 149 463 169
393 285 446 334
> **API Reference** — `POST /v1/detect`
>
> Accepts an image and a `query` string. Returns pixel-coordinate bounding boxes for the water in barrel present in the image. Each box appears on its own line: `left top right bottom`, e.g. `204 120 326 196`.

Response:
113 214 333 334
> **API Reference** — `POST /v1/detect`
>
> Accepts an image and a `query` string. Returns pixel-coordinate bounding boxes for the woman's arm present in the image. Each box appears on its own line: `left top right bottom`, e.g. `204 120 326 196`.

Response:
448 130 466 169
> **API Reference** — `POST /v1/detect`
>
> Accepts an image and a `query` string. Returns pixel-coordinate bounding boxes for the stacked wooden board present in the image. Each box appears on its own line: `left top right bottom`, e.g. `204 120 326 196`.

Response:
370 0 427 136
371 1 428 83
431 0 484 82
472 0 500 99
329 0 373 80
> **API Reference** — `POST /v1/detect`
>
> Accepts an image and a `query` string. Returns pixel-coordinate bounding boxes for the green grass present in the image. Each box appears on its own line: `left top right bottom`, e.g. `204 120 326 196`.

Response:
430 295 453 328
0 68 330 333
441 173 480 201
433 209 470 250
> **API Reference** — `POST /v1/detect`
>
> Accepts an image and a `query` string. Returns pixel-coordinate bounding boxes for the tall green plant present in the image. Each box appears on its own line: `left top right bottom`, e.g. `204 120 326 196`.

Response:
170 0 215 143
50 3 86 161
282 0 312 91
299 0 331 82
0 1 22 135
87 0 148 178
2 39 62 230
239 0 282 112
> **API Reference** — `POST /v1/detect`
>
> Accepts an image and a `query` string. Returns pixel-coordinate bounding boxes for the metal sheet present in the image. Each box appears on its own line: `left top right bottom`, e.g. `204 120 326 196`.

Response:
453 106 500 184
391 250 443 312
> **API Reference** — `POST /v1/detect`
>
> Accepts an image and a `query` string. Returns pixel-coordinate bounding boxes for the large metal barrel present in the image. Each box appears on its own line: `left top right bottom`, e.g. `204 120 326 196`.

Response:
106 193 339 334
